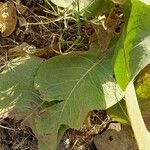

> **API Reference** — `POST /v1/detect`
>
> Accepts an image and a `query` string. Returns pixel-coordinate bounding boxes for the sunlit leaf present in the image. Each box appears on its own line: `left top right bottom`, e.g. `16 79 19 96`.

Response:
0 57 43 116
114 0 150 90
34 43 124 149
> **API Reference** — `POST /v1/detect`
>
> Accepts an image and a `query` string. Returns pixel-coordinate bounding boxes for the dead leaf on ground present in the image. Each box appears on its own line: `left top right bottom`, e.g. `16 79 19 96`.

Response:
8 42 59 59
16 3 27 15
92 6 124 53
18 16 27 27
34 45 59 58
0 2 17 37
8 42 36 58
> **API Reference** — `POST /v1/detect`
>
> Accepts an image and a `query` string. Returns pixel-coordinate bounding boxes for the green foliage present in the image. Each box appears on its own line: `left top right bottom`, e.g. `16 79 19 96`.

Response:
28 103 67 150
0 0 150 150
34 43 124 149
35 47 124 108
107 65 150 124
111 1 150 148
114 0 150 90
109 0 150 126
107 100 128 123
0 57 43 116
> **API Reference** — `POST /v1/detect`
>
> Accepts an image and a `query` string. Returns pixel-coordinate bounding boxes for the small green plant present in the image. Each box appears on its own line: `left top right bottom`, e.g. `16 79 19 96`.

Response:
0 0 150 150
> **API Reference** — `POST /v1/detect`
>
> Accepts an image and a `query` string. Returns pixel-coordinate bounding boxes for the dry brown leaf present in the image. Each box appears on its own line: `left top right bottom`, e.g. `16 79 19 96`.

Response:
34 45 59 59
16 3 27 15
0 2 17 37
18 16 27 27
93 6 124 53
93 25 112 52
8 42 59 59
8 42 36 58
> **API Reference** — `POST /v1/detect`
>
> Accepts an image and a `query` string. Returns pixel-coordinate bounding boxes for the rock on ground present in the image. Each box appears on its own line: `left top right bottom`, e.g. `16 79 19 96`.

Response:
94 123 138 150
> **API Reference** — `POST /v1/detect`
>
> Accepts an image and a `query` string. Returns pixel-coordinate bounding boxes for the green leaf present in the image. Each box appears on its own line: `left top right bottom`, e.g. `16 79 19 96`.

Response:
107 100 128 123
114 0 150 90
29 104 63 150
34 44 124 149
0 57 43 115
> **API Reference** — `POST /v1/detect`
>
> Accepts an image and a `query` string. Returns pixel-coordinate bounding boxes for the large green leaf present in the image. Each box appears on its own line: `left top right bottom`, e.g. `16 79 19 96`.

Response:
34 43 124 149
114 0 150 90
113 2 150 146
0 57 43 116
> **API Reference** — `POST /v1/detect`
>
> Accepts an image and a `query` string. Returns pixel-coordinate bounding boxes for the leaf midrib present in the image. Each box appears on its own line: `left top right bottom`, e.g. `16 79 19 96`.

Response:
58 56 104 124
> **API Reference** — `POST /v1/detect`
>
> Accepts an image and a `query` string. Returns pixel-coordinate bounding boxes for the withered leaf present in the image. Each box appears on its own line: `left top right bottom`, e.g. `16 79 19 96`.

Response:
0 2 17 37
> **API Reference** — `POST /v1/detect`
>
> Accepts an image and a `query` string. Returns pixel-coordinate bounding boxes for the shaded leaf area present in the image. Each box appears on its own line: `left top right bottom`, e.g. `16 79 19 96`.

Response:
114 0 150 90
136 65 150 99
34 43 124 149
0 57 43 117
107 100 128 123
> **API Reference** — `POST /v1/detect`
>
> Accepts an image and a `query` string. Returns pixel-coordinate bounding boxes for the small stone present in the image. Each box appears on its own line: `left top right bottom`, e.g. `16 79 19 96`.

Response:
94 123 138 150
